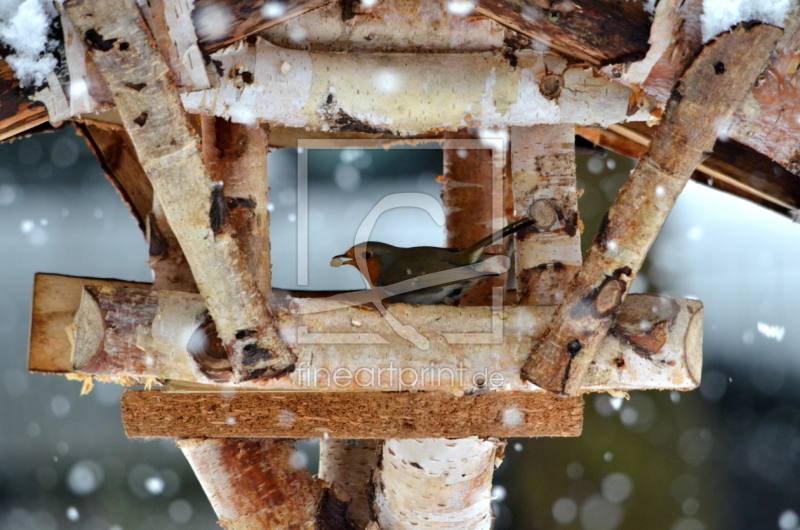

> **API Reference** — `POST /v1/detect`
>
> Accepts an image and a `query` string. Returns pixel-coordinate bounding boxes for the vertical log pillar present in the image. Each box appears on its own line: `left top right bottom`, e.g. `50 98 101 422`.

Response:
510 125 581 306
442 129 508 306
201 116 272 295
319 440 382 529
372 438 504 530
149 194 199 292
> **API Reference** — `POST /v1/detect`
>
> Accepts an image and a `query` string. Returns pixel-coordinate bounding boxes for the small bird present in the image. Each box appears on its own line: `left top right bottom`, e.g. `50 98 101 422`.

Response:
331 217 535 305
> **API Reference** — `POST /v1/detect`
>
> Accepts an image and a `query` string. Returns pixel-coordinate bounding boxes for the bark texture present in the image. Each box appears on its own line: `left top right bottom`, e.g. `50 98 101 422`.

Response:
29 274 149 373
319 440 382 530
123 391 579 438
511 125 581 306
261 0 508 53
474 0 651 65
67 284 703 392
64 0 293 380
201 117 272 296
372 438 504 530
729 6 800 174
522 23 782 395
178 438 321 529
194 0 334 51
600 0 703 102
139 0 215 91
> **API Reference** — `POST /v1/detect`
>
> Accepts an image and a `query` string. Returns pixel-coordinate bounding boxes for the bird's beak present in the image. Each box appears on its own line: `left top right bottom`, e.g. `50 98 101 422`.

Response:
330 254 355 267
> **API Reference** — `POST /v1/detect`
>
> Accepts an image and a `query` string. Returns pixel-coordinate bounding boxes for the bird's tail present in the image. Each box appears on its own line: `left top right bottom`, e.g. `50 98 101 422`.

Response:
460 217 537 263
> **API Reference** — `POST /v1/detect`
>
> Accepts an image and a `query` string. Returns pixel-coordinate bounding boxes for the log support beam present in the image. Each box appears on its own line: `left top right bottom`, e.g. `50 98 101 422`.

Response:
522 23 781 395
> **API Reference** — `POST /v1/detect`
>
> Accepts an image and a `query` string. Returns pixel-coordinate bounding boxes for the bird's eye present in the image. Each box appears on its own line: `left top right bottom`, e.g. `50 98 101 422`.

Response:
361 251 372 259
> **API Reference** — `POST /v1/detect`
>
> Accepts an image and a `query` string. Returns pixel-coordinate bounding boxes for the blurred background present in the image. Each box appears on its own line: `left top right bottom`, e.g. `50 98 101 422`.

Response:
0 126 799 530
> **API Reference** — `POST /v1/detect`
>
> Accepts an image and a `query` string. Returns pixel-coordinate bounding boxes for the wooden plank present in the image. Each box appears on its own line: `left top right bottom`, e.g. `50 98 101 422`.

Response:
474 0 652 66
28 273 150 373
194 0 334 52
122 390 584 438
0 60 48 142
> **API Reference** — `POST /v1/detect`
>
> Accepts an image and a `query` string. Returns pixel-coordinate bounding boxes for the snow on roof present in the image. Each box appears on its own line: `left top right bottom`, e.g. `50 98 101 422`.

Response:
701 0 795 42
0 0 59 87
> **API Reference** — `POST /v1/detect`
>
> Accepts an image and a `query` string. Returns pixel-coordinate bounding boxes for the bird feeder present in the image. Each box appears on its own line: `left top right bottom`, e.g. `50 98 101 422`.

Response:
8 0 798 527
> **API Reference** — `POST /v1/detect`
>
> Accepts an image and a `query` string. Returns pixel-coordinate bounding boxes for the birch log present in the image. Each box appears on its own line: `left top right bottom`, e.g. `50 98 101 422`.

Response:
201 117 272 296
138 0 215 91
372 438 504 530
181 39 656 134
70 285 703 392
319 440 382 529
64 0 293 381
510 125 581 305
178 438 322 529
521 23 781 395
600 0 703 103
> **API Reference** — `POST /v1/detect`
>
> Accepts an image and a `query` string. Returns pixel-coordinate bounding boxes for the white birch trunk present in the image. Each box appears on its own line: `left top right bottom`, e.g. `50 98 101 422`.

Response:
181 39 656 134
372 438 504 530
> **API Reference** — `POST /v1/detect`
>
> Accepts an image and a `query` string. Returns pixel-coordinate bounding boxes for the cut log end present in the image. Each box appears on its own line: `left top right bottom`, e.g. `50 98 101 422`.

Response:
71 287 105 371
529 199 560 232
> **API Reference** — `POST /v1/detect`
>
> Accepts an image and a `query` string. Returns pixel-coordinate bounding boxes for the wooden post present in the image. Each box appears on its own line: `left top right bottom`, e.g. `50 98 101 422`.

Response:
510 125 581 306
522 23 782 395
372 438 505 530
201 116 272 296
319 440 382 529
